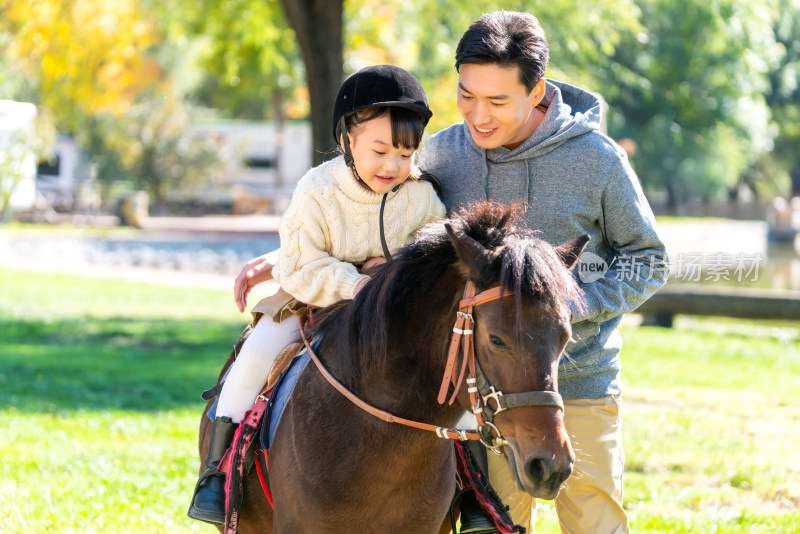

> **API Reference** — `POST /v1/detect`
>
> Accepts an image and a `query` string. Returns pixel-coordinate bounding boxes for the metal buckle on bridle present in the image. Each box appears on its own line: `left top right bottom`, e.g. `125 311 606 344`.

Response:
482 386 505 415
478 421 508 455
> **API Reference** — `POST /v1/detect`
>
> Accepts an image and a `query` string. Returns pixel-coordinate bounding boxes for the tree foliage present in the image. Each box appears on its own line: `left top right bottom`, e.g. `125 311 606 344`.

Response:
757 0 800 195
1 0 229 209
155 0 306 120
2 0 162 128
3 0 799 209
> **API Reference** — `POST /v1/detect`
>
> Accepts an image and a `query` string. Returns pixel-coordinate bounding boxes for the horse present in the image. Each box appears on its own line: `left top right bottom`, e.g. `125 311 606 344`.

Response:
198 202 589 534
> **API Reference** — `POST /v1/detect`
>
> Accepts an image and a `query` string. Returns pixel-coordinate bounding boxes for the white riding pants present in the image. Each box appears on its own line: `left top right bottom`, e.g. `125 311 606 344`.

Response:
215 316 301 423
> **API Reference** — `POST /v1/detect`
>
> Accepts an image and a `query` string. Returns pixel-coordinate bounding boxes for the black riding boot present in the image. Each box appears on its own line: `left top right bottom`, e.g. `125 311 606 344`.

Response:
458 489 501 533
187 416 238 525
458 441 501 534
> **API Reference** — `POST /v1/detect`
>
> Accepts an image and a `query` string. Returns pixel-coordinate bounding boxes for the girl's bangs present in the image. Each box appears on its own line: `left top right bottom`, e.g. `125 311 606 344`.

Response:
389 107 425 149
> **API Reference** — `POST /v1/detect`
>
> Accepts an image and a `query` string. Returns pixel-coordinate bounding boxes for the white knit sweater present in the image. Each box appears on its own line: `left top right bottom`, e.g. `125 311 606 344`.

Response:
273 155 446 308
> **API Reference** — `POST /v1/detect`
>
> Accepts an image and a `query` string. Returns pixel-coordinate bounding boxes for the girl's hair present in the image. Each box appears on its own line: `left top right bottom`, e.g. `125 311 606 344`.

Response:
336 106 426 150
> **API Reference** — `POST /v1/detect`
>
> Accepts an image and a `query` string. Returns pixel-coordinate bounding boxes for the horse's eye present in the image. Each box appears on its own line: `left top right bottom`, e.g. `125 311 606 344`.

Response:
489 334 509 350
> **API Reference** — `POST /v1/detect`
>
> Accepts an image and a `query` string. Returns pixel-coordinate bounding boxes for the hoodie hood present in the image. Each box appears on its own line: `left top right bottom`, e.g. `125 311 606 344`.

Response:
464 79 602 163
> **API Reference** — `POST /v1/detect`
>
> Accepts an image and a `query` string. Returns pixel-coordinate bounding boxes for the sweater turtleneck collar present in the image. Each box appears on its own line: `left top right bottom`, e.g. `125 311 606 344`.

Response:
331 156 397 204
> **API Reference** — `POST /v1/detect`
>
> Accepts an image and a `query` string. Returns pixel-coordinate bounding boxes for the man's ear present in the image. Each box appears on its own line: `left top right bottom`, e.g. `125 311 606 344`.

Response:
554 234 590 270
531 78 546 107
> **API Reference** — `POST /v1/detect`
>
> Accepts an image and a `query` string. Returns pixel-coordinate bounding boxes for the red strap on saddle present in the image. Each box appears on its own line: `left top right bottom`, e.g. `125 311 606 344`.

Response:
255 449 273 508
222 384 271 534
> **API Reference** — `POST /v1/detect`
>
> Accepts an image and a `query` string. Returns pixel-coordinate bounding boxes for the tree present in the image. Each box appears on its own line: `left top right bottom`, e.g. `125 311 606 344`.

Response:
756 0 800 197
2 0 163 207
343 1 642 134
601 0 779 208
2 0 233 211
107 95 227 211
170 0 643 171
158 0 306 121
279 0 344 165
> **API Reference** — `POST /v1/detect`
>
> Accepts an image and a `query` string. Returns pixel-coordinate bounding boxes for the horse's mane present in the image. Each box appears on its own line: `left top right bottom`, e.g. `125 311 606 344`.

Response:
309 202 583 390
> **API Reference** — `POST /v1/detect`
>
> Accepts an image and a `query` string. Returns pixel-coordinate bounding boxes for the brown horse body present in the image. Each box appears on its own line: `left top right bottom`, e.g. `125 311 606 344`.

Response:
198 203 587 534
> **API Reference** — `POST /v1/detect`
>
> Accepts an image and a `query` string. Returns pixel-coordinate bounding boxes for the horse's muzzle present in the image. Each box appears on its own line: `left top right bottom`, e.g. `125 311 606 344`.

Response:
523 453 573 499
506 444 575 500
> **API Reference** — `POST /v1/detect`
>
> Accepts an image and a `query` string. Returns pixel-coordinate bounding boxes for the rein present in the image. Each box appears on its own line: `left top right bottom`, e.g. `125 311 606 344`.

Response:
299 280 564 450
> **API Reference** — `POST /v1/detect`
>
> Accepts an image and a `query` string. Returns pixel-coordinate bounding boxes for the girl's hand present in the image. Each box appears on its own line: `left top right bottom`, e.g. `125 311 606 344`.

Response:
234 251 278 312
361 256 387 274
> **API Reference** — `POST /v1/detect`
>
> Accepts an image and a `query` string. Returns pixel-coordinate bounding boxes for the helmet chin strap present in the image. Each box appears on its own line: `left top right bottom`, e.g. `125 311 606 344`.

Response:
338 116 356 170
338 115 400 262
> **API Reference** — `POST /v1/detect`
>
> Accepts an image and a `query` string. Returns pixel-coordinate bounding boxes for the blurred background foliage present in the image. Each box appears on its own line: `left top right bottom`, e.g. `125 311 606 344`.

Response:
1 0 798 210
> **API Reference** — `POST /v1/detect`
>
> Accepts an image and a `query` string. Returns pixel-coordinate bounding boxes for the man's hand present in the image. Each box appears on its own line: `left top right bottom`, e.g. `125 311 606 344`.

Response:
361 256 387 274
234 251 278 312
353 257 387 297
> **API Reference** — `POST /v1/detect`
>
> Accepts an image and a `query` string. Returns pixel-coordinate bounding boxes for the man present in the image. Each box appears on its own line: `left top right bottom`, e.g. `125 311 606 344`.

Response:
418 11 668 534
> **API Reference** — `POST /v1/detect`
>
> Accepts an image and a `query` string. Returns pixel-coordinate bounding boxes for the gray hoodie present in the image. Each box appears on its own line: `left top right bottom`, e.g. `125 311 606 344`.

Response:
419 79 668 400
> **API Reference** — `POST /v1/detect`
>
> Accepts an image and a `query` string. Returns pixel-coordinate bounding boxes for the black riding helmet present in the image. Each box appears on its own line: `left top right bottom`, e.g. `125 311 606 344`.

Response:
332 65 432 169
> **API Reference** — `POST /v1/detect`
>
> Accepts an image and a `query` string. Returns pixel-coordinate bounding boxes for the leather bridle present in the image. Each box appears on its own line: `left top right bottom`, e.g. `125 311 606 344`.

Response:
299 280 564 452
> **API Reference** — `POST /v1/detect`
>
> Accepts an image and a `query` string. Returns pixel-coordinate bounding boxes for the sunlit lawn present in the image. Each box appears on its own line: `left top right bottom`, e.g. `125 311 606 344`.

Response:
2 266 799 533
0 266 246 533
537 317 800 533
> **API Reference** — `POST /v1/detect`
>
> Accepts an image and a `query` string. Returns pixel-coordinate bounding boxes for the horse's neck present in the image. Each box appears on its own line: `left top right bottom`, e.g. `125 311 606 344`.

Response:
358 268 467 427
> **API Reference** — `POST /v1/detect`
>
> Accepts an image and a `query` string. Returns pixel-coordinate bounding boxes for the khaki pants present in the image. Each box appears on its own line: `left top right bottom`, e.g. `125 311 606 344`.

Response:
487 395 629 534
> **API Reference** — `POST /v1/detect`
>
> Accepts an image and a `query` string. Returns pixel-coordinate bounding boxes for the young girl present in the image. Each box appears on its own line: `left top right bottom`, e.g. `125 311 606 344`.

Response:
188 65 446 525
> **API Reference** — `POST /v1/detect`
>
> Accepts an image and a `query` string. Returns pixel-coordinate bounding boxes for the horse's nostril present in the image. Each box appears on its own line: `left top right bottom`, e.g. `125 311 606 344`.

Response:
525 456 552 484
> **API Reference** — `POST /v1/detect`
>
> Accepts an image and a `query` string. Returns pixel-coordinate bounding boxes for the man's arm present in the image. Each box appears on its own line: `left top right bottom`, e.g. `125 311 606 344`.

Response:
572 159 669 324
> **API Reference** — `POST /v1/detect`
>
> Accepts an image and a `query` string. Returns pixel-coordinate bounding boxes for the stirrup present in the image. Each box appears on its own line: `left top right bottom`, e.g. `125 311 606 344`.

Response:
187 467 226 525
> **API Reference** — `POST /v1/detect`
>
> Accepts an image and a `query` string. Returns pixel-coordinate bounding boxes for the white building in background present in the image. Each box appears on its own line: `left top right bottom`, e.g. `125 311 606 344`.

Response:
0 100 38 212
190 120 312 214
4 109 314 217
0 101 84 215
36 135 83 212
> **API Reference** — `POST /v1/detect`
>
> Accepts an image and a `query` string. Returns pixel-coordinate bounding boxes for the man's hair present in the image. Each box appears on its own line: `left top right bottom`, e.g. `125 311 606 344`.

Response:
455 11 549 93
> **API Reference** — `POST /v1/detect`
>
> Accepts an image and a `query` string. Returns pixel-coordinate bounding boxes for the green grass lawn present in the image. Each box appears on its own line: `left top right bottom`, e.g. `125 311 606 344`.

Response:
0 267 247 533
2 266 799 533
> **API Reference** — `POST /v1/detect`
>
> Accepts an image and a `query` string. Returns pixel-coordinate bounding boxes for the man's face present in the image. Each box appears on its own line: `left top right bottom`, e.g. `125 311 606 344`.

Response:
457 63 543 150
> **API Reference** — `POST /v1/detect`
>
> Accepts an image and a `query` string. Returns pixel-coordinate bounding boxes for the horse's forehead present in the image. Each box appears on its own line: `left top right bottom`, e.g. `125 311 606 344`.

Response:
476 296 569 332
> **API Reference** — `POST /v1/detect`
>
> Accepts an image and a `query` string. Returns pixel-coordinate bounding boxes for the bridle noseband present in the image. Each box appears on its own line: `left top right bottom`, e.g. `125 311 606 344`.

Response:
299 280 564 452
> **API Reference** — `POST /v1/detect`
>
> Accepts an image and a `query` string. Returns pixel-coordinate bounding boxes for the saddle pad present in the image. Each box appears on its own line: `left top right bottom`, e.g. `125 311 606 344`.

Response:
221 342 315 533
260 348 311 450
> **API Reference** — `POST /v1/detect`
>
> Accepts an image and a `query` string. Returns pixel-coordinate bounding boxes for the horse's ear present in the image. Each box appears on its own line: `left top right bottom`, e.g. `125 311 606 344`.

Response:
554 234 590 271
445 223 495 280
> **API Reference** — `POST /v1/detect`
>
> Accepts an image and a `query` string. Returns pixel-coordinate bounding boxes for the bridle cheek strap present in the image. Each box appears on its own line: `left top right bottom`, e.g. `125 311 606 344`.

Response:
437 282 512 406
